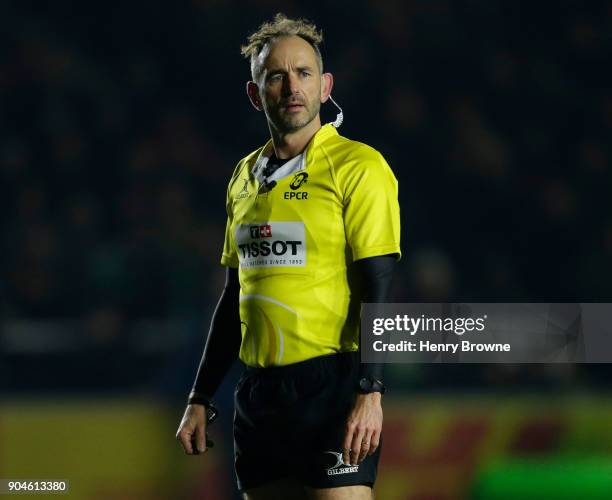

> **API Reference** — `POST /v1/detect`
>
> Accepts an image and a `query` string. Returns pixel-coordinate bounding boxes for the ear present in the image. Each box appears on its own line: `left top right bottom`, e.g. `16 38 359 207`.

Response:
320 72 334 103
246 81 263 111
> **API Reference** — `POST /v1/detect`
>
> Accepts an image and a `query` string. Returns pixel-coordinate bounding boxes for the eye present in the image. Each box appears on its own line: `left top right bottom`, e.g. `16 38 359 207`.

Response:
300 70 311 77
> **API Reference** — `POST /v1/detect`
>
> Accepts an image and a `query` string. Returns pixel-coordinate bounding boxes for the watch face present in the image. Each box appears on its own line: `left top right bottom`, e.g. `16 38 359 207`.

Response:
359 377 385 394
359 378 371 391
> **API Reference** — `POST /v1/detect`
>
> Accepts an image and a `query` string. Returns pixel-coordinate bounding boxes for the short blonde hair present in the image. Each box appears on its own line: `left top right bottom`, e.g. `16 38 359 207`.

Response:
240 13 324 82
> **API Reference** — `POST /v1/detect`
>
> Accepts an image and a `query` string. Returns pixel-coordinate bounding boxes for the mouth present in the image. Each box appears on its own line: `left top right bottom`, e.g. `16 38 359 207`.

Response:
283 104 305 112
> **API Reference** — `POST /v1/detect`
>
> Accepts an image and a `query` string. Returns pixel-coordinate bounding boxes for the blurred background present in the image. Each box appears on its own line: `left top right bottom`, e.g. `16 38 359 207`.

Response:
1 0 612 498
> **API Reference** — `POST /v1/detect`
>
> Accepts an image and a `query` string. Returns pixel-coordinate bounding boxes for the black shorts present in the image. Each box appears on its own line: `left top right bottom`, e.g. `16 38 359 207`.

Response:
233 351 381 492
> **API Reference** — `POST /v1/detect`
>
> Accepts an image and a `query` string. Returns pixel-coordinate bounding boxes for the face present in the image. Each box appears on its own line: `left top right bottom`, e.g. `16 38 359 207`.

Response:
253 36 325 134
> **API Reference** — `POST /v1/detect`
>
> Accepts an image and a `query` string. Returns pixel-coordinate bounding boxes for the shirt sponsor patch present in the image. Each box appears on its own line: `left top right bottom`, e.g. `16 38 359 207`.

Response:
235 222 306 268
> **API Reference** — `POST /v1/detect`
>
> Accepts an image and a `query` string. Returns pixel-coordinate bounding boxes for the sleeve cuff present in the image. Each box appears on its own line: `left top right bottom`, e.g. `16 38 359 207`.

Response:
352 244 402 262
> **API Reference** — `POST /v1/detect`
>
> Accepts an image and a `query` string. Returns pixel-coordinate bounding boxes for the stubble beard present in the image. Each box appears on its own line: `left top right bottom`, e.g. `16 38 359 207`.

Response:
266 98 321 134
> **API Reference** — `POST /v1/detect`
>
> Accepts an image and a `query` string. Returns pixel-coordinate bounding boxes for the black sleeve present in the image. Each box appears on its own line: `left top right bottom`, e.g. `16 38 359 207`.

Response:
348 254 396 384
190 266 241 399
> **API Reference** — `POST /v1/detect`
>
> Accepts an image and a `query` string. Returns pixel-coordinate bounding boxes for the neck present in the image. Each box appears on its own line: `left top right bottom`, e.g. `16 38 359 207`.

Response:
269 115 322 159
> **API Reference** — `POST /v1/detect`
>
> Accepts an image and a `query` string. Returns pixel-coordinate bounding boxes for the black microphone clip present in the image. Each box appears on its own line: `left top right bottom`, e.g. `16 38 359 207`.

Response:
258 179 277 194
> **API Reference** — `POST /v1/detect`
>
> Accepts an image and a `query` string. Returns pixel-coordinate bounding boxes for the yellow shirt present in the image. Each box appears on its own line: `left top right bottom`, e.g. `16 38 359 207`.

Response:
221 124 401 367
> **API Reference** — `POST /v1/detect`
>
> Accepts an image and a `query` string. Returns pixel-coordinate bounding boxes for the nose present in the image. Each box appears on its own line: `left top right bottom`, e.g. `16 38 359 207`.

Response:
282 71 300 96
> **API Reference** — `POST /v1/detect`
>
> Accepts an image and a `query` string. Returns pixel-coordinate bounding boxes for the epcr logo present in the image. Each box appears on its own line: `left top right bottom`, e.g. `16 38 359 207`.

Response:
290 172 309 190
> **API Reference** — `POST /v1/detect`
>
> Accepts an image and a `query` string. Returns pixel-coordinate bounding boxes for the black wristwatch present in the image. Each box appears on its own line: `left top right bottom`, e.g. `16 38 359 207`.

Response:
358 377 386 395
187 391 219 424
187 391 218 449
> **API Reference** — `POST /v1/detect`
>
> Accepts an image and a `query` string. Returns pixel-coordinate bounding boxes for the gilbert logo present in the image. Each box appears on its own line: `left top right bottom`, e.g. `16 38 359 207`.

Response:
289 172 308 190
323 451 359 476
235 178 250 200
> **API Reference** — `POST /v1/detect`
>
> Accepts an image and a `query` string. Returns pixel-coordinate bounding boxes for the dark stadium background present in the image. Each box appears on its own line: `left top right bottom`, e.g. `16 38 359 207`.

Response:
1 1 611 499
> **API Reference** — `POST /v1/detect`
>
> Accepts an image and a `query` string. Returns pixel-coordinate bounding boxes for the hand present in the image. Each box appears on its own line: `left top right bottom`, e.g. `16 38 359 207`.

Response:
176 404 208 455
342 392 383 466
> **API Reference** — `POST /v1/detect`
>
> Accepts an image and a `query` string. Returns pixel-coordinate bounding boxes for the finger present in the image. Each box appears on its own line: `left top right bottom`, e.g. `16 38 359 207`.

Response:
178 428 194 454
343 424 355 465
350 427 366 465
358 429 373 463
368 428 381 456
191 436 199 455
195 421 208 454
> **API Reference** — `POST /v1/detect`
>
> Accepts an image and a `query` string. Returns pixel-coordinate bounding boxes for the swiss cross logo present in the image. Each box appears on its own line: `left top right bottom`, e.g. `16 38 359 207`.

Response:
249 224 272 239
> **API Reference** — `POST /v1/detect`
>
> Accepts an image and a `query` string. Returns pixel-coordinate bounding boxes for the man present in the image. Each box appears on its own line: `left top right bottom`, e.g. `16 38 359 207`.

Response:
176 13 401 500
